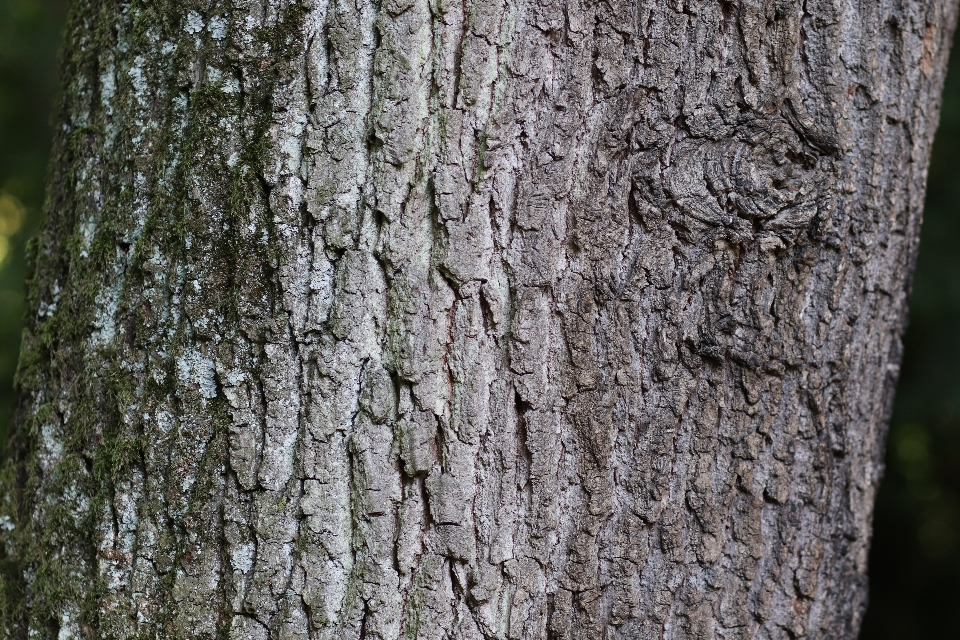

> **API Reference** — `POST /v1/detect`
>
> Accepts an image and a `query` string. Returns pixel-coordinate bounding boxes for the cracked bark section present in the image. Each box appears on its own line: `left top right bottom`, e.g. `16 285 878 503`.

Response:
1 0 956 637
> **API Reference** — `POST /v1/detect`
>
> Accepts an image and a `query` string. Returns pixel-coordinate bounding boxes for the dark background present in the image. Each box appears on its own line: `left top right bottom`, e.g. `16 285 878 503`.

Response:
0 0 64 446
0 1 957 635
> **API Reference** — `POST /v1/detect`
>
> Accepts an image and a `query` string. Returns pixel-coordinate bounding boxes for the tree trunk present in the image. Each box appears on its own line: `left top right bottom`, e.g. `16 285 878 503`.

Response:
1 0 956 637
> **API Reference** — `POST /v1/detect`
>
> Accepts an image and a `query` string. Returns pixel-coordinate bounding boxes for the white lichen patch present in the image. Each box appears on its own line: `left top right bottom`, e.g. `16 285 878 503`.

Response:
230 541 255 574
127 57 149 106
36 279 60 320
209 16 228 40
185 11 204 35
99 61 116 114
176 348 218 399
89 282 120 345
56 612 79 640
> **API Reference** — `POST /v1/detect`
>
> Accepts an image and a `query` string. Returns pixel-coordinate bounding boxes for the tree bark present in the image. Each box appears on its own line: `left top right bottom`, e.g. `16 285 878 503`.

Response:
1 0 956 637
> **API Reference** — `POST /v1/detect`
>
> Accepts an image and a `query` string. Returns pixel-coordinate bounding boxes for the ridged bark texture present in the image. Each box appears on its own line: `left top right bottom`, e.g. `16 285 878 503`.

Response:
1 0 956 637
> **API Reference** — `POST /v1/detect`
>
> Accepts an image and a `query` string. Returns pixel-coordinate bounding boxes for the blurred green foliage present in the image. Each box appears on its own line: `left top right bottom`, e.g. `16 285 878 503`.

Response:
0 0 66 442
1 0 959 633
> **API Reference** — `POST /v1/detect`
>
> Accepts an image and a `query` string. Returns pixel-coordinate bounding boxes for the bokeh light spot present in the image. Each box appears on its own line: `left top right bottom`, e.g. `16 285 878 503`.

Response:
0 191 24 237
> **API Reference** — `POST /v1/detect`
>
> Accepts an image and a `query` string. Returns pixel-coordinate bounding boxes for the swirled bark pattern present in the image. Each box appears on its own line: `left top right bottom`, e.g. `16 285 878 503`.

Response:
1 0 956 637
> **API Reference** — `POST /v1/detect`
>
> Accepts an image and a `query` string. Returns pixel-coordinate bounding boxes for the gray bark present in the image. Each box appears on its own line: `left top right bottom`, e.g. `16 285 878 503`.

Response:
1 0 955 637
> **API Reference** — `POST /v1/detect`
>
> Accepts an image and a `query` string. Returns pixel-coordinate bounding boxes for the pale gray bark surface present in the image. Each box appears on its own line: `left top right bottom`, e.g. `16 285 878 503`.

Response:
1 0 956 637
